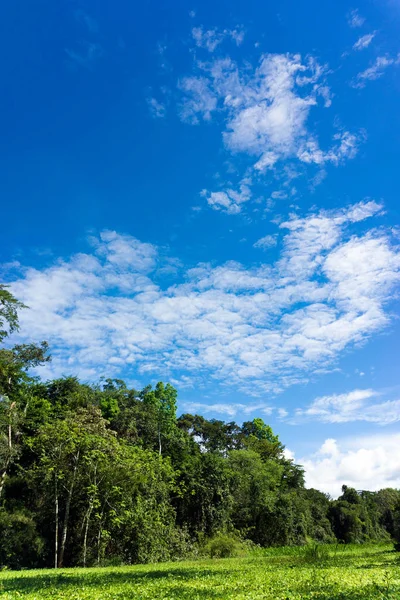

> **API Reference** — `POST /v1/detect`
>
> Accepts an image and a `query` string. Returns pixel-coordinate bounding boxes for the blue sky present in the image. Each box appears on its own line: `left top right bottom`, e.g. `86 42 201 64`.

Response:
1 0 400 496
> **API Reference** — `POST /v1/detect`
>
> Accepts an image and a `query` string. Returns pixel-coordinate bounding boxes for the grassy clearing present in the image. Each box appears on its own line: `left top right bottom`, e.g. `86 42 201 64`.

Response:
0 543 399 599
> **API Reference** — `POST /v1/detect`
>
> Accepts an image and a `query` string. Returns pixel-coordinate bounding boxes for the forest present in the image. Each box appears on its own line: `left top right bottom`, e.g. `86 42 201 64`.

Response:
1 284 400 570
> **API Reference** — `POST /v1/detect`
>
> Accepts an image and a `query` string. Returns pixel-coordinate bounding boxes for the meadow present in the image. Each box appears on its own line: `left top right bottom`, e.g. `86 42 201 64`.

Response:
0 544 399 600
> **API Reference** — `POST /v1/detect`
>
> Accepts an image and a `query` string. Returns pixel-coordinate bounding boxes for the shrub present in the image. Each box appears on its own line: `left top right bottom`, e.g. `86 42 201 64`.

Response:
204 533 246 559
303 543 330 564
0 509 44 569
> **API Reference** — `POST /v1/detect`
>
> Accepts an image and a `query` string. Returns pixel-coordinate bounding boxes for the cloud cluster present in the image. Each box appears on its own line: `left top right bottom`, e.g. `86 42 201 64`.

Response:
178 53 360 212
300 433 400 497
7 202 400 394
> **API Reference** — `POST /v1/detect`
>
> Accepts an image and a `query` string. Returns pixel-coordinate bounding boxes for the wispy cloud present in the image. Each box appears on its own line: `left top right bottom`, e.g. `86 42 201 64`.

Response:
298 389 382 422
74 9 99 34
7 202 400 395
353 32 376 51
351 54 400 88
182 401 272 417
65 42 104 70
192 26 245 52
178 76 217 124
253 235 278 250
347 9 365 28
147 97 167 118
294 383 400 424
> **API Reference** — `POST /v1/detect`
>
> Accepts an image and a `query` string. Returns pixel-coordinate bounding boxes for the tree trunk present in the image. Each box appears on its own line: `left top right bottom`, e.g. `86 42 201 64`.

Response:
58 450 80 568
0 402 15 503
83 502 93 568
0 466 9 503
54 474 59 569
96 501 107 566
97 526 102 566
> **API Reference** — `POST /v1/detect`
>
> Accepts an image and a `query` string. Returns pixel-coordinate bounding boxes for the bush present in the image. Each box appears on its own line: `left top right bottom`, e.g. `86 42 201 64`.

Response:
204 533 246 559
303 543 330 564
0 509 44 569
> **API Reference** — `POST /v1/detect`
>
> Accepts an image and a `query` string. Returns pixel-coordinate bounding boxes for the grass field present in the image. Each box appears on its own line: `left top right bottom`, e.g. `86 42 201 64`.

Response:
0 544 399 599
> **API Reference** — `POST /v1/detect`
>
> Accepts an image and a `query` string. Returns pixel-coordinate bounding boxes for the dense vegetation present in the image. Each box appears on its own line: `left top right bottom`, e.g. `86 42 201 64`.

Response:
1 284 400 570
0 544 399 599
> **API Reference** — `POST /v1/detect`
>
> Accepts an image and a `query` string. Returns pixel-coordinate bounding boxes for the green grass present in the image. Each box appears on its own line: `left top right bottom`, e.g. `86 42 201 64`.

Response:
0 544 399 599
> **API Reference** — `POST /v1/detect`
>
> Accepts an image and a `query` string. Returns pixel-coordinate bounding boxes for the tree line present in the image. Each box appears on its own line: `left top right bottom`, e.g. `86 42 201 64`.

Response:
1 284 400 569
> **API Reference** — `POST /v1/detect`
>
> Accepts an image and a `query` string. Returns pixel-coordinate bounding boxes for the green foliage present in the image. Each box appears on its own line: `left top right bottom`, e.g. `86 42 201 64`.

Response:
0 509 44 569
303 542 331 564
203 533 247 558
0 543 398 599
392 500 400 551
0 285 26 343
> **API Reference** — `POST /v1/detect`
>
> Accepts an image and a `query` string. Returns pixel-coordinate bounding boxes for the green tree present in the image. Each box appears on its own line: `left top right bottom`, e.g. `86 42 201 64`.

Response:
0 285 26 343
0 343 50 503
141 382 177 455
33 407 111 567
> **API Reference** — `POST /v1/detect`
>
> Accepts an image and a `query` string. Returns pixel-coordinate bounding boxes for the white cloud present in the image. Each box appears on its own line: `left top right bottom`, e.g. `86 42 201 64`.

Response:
351 55 400 88
7 202 400 394
283 447 295 460
347 9 365 28
182 401 272 418
205 178 252 213
296 384 400 425
178 76 217 124
192 26 245 52
253 235 278 250
353 32 376 51
297 131 361 165
300 433 400 497
271 191 288 200
147 97 167 118
178 52 361 211
221 55 325 160
65 42 103 69
74 9 99 33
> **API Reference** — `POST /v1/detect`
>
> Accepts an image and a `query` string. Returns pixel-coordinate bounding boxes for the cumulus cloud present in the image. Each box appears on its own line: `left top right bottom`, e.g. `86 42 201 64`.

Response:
204 177 252 213
6 201 400 394
351 55 400 88
178 52 360 212
300 433 400 497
